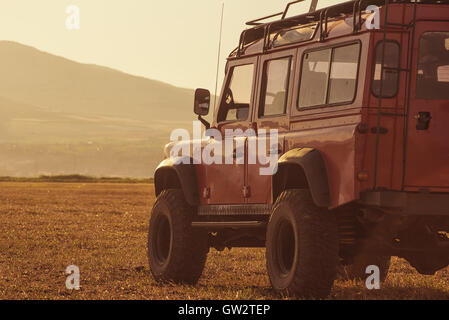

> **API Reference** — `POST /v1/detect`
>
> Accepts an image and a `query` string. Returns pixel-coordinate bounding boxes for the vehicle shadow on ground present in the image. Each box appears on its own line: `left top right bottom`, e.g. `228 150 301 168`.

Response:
196 283 280 299
331 284 449 300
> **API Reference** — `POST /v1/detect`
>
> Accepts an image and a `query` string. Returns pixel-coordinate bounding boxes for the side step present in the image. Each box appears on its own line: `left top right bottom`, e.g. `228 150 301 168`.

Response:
192 221 267 229
197 204 271 216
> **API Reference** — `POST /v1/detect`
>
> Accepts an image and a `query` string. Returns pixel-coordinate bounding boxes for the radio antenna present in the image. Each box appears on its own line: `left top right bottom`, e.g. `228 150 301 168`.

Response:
214 3 225 111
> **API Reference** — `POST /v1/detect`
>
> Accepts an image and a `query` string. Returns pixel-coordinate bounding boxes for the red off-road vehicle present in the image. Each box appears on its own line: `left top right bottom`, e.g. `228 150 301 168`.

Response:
148 0 449 298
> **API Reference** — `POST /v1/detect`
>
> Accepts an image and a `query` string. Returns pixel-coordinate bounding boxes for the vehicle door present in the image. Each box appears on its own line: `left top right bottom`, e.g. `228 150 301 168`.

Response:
205 57 258 204
247 49 296 204
404 22 449 191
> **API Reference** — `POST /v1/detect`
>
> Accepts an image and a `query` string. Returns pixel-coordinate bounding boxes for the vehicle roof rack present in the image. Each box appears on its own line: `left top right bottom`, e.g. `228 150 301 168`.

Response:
236 0 449 57
246 0 318 26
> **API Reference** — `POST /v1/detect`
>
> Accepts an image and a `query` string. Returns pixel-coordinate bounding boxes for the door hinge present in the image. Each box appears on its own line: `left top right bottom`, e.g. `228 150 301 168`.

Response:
243 186 251 198
371 126 389 135
203 187 211 199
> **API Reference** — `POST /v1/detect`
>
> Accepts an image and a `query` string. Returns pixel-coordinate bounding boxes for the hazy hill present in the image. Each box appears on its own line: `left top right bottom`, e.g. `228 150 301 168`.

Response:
0 41 202 177
0 41 195 122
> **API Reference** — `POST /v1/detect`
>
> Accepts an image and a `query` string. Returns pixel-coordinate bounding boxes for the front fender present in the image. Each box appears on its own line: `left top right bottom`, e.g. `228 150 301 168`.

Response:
154 157 199 207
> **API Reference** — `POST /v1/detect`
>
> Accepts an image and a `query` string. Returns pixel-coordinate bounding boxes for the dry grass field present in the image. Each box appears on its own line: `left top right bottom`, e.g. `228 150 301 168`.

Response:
0 182 449 300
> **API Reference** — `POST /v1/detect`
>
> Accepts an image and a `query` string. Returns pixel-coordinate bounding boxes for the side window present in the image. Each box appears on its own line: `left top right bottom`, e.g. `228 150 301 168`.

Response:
416 32 449 100
328 44 360 104
372 41 400 98
218 64 254 123
298 42 360 109
298 49 331 108
259 57 292 117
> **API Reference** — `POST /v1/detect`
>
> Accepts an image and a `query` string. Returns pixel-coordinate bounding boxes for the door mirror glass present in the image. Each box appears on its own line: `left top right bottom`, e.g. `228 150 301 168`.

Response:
194 88 210 116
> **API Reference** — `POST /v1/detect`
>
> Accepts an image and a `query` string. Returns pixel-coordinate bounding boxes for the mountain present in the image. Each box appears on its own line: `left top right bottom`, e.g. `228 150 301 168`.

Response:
0 41 196 122
0 41 202 178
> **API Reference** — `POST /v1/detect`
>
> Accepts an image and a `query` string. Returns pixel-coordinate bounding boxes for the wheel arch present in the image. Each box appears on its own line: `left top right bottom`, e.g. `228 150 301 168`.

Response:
273 148 331 207
154 157 200 207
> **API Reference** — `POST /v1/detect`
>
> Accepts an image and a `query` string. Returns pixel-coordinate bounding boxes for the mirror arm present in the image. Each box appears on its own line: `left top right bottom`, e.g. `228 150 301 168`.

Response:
198 115 211 130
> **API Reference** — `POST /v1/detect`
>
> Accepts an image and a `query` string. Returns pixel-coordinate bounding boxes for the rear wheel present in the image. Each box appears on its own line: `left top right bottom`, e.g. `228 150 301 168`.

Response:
266 189 339 298
148 189 209 285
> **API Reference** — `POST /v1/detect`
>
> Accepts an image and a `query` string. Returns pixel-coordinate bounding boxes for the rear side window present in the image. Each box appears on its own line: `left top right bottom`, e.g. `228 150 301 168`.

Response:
372 41 400 98
328 45 360 104
259 57 292 117
416 32 449 100
298 42 360 109
218 64 254 122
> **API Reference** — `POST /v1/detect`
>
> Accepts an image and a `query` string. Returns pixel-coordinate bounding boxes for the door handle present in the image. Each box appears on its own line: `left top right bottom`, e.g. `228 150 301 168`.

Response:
414 112 432 130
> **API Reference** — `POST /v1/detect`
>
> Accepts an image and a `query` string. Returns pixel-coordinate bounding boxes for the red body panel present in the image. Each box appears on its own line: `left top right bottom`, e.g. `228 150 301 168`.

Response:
191 3 449 209
404 21 449 191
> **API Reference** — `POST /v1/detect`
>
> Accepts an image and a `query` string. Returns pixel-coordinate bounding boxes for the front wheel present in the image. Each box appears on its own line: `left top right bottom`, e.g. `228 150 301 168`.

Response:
266 189 339 298
148 189 209 285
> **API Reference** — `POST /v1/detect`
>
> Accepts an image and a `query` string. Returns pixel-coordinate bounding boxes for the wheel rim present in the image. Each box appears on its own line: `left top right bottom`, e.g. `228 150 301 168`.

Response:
153 214 172 265
275 219 296 276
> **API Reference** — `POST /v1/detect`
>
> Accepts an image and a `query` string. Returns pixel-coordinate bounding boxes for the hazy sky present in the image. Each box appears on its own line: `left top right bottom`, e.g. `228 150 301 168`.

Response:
0 0 340 90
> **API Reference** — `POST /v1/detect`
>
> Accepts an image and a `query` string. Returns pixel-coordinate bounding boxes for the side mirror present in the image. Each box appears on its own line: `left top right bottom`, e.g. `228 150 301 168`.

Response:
194 88 211 116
